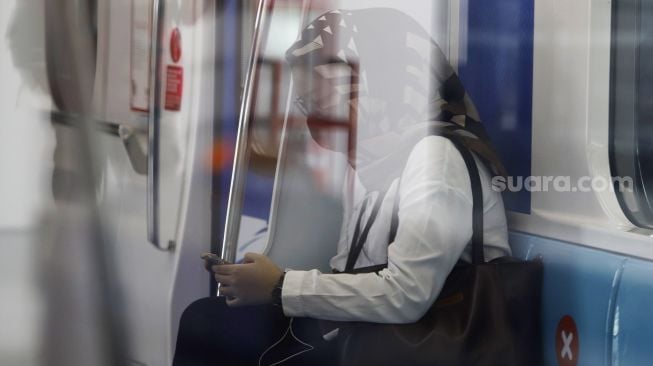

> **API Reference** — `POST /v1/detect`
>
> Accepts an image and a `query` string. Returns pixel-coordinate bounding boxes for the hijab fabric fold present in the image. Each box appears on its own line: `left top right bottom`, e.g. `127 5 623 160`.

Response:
286 8 506 192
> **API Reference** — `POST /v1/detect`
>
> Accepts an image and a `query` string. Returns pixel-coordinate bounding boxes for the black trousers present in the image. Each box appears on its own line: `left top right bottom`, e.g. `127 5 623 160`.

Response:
173 297 338 366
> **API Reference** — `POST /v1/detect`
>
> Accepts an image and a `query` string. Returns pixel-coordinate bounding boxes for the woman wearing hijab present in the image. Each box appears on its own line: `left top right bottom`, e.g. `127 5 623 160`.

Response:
173 8 510 366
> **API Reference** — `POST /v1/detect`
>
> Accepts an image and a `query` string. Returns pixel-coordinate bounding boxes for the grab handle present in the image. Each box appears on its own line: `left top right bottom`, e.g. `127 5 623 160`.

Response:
147 0 170 250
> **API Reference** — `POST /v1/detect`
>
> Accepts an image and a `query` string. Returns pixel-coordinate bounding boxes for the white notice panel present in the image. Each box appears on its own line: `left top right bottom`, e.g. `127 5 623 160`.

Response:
131 0 153 112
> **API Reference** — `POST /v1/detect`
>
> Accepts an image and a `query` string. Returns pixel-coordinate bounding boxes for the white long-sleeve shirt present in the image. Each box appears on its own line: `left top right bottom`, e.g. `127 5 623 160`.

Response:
281 136 511 323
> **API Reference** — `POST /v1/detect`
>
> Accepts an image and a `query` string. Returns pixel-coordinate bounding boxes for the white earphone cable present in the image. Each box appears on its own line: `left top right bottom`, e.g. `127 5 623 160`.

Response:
258 318 315 366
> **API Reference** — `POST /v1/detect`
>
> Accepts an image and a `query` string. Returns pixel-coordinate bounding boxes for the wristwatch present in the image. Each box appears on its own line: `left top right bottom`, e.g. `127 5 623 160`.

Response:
271 272 286 307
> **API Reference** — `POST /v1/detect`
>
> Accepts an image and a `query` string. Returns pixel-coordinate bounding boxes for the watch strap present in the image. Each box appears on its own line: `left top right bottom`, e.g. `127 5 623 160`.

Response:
271 272 286 307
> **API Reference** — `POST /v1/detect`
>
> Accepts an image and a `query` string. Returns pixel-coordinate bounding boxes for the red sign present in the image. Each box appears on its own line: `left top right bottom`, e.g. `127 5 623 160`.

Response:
165 65 183 111
555 315 579 366
170 28 182 64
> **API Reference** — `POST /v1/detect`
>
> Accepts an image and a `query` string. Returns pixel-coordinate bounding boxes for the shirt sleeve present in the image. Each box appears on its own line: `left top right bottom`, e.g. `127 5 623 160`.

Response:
282 137 474 323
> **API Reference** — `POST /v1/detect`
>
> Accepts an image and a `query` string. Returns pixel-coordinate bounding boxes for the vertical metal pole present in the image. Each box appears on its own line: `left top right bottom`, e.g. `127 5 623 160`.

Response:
148 0 167 249
220 0 269 264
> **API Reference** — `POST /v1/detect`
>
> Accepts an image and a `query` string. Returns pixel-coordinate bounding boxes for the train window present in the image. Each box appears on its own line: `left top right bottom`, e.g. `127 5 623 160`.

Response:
610 0 653 229
223 1 306 262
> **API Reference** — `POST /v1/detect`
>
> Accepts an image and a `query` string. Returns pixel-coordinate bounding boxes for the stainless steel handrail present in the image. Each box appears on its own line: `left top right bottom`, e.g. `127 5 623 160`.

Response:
220 0 269 264
147 0 169 250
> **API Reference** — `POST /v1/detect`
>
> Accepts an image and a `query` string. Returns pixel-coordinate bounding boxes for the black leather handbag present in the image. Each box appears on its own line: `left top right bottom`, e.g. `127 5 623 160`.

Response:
336 135 543 366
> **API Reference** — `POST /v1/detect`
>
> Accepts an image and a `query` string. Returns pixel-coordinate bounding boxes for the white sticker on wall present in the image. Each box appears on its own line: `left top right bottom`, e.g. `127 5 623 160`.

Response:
130 0 153 112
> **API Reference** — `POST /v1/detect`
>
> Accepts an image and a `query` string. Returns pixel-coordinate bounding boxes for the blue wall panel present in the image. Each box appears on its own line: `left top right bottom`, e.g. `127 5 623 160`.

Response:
459 0 534 213
510 232 623 365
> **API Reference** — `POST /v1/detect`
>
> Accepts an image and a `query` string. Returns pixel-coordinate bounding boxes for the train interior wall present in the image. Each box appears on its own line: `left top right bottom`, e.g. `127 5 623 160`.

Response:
472 0 653 365
3 0 653 365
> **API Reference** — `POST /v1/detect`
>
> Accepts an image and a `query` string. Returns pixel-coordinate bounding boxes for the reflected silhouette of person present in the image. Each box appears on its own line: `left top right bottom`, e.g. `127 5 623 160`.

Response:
174 8 509 366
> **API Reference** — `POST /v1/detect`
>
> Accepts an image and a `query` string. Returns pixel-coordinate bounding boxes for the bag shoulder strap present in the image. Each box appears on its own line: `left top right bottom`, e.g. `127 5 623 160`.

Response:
345 133 486 272
345 190 387 272
387 134 485 265
446 136 485 265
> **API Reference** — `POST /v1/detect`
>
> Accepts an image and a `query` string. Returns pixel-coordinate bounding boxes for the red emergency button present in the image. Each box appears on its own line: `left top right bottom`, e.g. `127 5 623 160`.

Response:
170 28 182 64
555 315 579 366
